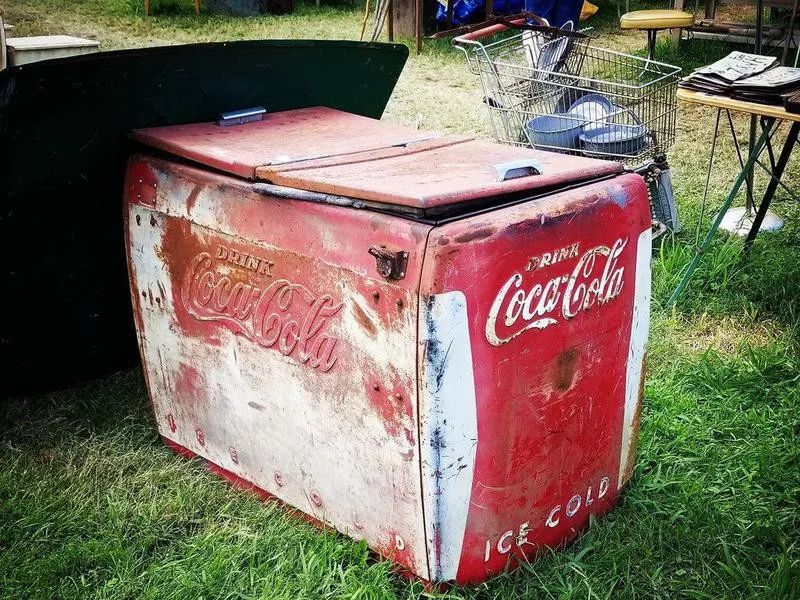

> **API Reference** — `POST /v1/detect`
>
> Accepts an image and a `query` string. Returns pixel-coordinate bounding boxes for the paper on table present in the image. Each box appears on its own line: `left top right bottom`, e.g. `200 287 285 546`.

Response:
730 66 800 91
695 51 778 83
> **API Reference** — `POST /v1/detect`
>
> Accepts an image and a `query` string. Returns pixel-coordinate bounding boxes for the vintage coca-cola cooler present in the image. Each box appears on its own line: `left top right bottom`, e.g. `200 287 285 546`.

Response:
124 106 651 584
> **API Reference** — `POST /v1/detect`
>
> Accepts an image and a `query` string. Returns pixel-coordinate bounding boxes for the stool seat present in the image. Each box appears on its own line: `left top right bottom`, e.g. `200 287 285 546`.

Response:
620 9 694 31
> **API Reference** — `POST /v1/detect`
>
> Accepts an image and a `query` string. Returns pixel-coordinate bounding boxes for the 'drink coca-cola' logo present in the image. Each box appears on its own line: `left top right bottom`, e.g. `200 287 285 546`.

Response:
485 238 628 346
181 249 343 372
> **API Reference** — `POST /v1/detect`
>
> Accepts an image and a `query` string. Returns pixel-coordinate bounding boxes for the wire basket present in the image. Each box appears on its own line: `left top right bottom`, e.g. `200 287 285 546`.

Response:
454 22 681 166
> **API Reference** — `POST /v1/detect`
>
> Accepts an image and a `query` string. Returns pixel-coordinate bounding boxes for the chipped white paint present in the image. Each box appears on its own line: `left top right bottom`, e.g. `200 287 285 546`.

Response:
419 291 478 582
618 227 651 489
127 195 429 578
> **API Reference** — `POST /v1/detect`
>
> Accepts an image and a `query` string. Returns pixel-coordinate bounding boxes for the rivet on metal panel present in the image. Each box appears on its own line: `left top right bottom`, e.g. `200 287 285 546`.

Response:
130 162 157 206
274 472 284 487
395 534 405 551
196 428 205 446
310 491 323 507
229 446 239 464
367 246 409 280
166 413 177 433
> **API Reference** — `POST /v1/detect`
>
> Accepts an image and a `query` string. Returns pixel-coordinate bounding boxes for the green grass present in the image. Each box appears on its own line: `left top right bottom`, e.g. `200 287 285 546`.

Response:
2 0 800 597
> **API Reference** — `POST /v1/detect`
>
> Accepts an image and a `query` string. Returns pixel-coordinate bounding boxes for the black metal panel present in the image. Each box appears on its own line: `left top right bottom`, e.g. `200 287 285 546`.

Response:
0 40 408 396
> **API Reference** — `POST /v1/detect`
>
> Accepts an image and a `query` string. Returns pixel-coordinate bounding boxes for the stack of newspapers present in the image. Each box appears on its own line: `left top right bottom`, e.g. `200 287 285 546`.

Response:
680 51 800 105
730 67 800 104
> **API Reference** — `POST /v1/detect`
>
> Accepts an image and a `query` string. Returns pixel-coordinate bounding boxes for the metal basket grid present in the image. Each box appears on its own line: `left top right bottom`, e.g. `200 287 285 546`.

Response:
457 29 681 165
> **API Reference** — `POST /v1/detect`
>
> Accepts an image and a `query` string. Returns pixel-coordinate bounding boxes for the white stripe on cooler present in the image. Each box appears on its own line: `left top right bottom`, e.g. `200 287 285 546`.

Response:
419 291 478 582
618 227 651 489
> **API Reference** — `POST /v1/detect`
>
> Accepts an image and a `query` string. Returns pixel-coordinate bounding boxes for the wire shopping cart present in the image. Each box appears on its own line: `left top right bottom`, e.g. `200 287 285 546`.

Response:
453 16 683 231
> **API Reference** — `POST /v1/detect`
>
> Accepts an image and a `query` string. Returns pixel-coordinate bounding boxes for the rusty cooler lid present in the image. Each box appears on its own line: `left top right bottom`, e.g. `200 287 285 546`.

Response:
130 106 624 218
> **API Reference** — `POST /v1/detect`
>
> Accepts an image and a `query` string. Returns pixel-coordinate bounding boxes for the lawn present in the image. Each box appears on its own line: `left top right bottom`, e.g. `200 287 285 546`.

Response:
1 0 799 597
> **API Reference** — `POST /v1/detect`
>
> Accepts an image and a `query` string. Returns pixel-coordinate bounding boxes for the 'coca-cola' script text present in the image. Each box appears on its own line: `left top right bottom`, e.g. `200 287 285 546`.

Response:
181 251 343 371
485 238 628 346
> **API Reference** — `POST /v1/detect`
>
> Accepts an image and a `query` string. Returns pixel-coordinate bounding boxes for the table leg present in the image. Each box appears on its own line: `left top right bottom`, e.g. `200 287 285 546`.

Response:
668 118 775 306
695 108 722 245
745 115 759 216
744 121 800 251
744 0 766 217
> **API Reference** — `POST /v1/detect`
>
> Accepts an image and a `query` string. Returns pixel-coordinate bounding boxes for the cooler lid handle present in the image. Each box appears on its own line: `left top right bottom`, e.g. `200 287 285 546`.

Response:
493 159 543 182
216 106 267 127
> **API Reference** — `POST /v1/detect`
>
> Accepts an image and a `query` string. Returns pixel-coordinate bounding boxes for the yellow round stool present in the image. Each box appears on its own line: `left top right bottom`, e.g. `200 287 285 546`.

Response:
620 9 694 60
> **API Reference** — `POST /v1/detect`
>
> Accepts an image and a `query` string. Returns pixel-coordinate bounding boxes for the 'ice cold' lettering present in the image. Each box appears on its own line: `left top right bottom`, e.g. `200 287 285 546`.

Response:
483 476 610 562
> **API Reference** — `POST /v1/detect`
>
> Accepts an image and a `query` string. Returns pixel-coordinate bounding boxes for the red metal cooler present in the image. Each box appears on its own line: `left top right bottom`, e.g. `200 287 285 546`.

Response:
124 106 651 584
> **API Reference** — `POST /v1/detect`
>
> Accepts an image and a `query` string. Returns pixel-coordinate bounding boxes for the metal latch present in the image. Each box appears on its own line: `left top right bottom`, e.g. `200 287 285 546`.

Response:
368 246 408 280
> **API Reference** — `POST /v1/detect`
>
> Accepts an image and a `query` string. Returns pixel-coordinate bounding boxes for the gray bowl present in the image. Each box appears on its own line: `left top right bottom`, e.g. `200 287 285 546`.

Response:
527 114 584 150
579 124 650 156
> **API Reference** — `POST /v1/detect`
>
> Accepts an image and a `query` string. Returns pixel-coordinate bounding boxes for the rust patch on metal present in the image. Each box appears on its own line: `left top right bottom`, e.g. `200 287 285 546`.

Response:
454 226 496 244
127 159 158 207
351 301 377 337
554 347 579 391
368 380 414 440
623 353 647 484
374 530 418 576
185 184 202 215
404 426 415 446
176 362 203 402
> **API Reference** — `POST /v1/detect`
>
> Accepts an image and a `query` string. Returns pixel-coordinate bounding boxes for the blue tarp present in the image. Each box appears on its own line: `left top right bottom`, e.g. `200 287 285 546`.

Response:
436 0 582 28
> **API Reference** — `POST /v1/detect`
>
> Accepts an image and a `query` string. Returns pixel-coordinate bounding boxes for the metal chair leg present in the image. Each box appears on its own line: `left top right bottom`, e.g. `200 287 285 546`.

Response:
647 29 657 60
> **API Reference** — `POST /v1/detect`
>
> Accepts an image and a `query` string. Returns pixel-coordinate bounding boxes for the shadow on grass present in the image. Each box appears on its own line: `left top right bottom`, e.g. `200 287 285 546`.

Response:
0 369 156 452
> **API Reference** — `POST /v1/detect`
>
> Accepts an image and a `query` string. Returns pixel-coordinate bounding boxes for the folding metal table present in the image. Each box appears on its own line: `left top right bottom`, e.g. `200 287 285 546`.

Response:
668 88 800 304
